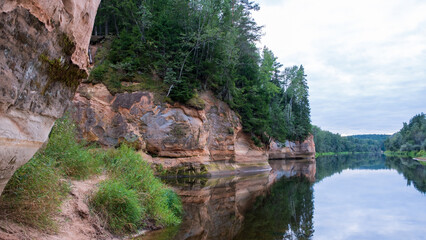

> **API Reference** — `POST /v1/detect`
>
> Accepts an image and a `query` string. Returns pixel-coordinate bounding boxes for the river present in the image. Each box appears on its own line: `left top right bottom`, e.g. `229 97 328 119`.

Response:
139 154 426 240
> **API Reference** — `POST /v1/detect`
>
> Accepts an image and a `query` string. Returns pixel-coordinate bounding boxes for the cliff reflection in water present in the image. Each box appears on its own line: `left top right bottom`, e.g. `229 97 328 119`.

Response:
140 159 316 240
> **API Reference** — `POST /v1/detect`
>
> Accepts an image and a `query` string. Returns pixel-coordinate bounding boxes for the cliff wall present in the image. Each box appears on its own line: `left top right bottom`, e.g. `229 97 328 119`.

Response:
72 83 315 175
0 0 100 195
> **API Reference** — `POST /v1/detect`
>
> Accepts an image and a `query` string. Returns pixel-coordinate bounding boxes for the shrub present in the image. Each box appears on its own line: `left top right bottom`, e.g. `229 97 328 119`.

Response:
89 61 109 83
187 93 206 110
90 180 143 233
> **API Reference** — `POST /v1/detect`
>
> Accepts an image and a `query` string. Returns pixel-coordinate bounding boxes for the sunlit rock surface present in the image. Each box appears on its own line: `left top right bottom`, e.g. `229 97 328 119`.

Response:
0 0 100 195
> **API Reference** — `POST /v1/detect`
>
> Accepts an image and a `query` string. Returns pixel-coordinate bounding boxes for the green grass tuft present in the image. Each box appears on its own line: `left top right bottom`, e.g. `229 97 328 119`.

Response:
91 180 143 233
100 145 182 228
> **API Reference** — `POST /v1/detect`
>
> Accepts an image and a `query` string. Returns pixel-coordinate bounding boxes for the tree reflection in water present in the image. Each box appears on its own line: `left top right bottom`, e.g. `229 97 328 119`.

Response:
140 154 426 240
234 177 314 240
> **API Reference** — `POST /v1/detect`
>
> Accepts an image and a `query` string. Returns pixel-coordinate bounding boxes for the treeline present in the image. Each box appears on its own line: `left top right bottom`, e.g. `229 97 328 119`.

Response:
312 126 387 153
91 0 311 143
385 113 426 152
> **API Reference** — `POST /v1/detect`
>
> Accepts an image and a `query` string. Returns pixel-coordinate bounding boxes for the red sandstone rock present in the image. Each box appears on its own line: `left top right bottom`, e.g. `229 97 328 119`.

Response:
0 0 100 195
72 83 316 174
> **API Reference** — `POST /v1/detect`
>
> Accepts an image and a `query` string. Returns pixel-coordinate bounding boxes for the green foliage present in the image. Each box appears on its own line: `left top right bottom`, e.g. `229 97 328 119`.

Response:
186 93 206 110
0 116 182 234
91 145 182 234
91 180 143 233
44 115 102 179
0 154 69 230
89 60 109 83
93 0 312 143
385 113 426 152
312 125 387 153
0 114 101 230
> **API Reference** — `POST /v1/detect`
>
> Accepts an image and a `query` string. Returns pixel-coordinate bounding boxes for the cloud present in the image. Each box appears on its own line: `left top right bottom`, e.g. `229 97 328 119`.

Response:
254 0 426 134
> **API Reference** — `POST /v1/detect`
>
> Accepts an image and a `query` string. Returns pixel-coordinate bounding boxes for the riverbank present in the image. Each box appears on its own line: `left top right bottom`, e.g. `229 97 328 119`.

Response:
315 152 377 157
0 117 181 238
384 150 426 159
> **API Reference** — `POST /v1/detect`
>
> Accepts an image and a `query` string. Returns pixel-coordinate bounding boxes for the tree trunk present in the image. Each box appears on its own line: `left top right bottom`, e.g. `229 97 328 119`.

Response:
113 15 119 36
105 18 109 36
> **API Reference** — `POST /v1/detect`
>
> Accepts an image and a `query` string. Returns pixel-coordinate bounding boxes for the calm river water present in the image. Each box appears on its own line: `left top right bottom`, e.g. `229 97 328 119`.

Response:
140 154 426 240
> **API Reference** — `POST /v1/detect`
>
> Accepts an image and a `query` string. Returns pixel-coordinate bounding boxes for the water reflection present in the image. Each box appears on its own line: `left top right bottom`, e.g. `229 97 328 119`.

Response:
314 154 426 240
234 177 314 240
140 159 315 240
141 154 426 240
386 156 426 193
316 154 426 193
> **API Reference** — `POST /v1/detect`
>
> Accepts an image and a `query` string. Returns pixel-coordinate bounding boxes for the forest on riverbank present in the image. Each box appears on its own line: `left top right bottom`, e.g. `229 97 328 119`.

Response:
313 113 426 159
90 0 311 143
384 113 426 158
311 126 388 155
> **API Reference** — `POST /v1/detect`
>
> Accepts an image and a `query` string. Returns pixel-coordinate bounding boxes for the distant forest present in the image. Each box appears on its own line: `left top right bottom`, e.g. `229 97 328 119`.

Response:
385 113 426 152
312 126 388 153
91 0 311 144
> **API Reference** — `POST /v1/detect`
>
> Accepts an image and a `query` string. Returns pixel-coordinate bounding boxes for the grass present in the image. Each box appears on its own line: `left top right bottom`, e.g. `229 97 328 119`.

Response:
0 115 182 234
90 179 143 233
0 115 100 230
0 153 69 230
91 145 182 234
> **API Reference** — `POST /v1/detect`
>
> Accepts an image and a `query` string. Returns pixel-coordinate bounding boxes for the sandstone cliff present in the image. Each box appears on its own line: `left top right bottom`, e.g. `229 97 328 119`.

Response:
0 0 100 195
71 83 315 175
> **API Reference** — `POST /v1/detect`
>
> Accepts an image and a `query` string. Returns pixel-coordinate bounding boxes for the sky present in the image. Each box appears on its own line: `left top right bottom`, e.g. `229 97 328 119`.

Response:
253 0 426 135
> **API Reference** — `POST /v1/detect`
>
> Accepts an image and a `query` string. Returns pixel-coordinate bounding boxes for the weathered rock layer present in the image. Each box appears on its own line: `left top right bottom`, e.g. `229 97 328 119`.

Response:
72 83 315 174
0 0 100 195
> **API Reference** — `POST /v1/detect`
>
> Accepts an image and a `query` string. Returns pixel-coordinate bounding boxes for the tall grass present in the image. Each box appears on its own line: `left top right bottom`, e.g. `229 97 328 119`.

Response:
0 153 69 230
0 115 100 230
91 145 182 234
0 115 182 234
91 179 143 233
43 115 102 179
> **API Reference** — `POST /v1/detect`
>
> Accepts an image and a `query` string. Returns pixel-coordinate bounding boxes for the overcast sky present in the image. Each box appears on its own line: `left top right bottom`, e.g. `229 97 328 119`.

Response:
253 0 426 135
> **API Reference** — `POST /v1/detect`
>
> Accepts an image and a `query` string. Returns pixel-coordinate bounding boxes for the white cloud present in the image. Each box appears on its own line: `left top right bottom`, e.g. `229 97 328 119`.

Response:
254 0 426 134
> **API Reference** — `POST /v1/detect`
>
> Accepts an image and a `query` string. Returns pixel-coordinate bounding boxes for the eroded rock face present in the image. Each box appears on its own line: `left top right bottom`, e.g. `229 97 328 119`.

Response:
72 83 270 172
72 83 316 174
269 134 316 160
0 0 100 195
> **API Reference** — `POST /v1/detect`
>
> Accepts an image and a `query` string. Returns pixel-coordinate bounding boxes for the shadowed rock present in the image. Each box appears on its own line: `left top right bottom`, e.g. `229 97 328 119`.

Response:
0 0 100 195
